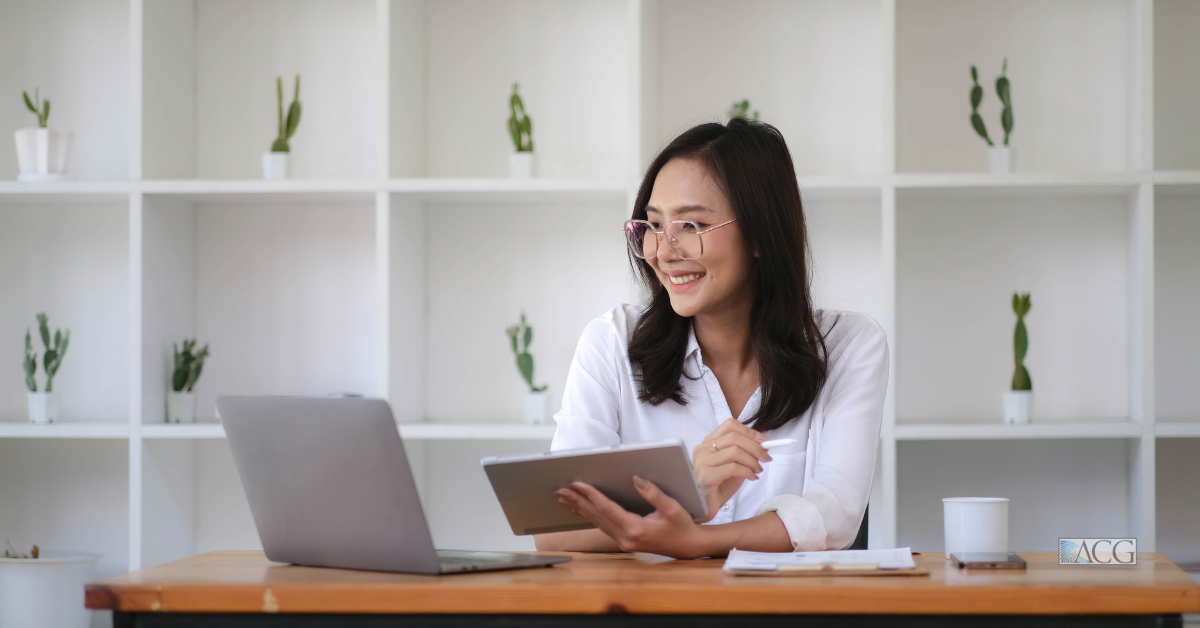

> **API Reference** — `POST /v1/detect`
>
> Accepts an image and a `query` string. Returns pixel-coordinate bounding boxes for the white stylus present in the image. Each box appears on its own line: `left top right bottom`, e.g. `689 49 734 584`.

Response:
760 438 799 450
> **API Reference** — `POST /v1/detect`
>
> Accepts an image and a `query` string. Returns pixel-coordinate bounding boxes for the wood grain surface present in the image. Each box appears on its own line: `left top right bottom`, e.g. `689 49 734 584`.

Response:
86 551 1200 615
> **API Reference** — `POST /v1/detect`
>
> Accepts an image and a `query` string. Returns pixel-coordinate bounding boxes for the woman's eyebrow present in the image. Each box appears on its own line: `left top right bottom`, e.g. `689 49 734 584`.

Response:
645 204 714 215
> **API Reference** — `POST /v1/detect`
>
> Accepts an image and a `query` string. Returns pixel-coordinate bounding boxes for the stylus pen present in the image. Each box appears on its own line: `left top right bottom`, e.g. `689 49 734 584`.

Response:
760 438 799 450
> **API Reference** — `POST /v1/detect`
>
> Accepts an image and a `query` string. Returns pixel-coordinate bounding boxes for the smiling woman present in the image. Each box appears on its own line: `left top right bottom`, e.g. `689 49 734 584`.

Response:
534 119 889 559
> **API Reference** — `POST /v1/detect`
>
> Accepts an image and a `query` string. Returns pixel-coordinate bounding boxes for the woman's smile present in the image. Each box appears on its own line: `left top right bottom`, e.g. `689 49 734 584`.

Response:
666 270 706 290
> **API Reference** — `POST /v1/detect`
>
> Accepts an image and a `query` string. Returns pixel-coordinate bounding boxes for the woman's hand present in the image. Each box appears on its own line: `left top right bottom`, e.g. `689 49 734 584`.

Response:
556 477 715 559
692 418 771 522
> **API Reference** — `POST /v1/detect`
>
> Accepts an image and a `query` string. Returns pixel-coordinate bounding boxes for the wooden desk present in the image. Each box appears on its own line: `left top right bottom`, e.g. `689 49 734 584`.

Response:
88 551 1200 628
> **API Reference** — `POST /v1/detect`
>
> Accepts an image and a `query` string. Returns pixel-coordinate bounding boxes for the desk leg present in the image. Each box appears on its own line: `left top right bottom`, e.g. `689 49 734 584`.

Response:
112 613 1184 628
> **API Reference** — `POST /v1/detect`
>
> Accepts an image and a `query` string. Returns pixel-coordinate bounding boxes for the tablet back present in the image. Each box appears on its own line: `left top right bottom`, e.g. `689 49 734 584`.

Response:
482 441 707 535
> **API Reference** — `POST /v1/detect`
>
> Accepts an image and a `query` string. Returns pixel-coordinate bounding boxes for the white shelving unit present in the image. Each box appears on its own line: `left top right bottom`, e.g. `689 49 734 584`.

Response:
3 3 1199 615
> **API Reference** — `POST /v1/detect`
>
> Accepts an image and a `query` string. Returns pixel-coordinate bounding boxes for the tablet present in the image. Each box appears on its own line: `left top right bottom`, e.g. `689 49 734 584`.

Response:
482 440 708 536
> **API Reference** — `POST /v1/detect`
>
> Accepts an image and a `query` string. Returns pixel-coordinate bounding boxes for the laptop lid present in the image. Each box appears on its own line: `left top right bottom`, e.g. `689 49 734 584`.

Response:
216 396 441 574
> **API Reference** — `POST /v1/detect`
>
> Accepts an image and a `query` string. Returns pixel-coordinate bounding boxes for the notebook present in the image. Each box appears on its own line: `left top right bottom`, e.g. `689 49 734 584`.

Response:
723 547 931 577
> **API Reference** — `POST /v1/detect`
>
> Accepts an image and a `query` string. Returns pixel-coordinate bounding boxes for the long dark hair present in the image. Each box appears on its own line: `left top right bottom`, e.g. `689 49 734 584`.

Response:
627 118 830 433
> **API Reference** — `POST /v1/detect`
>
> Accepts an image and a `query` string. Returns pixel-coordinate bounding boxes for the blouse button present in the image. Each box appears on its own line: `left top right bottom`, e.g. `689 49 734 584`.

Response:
721 503 731 513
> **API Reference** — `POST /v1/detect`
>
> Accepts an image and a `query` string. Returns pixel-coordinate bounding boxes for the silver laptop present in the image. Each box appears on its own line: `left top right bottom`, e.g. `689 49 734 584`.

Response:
216 396 571 575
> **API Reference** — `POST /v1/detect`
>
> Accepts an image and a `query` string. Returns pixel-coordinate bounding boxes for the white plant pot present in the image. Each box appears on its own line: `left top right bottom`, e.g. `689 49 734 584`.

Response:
0 552 101 628
509 152 534 179
27 392 60 424
167 391 196 423
1002 390 1033 425
524 391 551 425
262 152 289 180
987 146 1012 174
14 128 71 182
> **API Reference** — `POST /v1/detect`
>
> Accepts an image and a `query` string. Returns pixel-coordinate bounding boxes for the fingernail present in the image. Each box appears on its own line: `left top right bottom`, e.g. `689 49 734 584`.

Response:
632 475 649 489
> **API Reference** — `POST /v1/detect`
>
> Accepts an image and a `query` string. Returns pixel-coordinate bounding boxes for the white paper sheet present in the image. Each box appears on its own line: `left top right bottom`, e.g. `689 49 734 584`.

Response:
723 547 916 571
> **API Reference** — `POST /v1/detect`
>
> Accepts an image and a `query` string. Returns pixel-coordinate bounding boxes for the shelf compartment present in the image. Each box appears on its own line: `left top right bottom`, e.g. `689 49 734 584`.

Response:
0 0 130 182
896 193 1134 423
896 0 1134 174
895 419 1142 441
410 0 631 179
1155 0 1200 170
1155 191 1200 422
0 202 131 422
142 0 379 180
647 0 882 178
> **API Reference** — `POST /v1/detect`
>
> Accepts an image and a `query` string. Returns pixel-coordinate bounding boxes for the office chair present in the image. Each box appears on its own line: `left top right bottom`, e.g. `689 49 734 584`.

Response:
848 505 869 550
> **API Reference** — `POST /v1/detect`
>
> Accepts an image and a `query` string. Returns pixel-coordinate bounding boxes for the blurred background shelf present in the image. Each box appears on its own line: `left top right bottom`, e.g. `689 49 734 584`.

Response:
139 421 556 441
894 419 1144 441
0 421 130 439
1156 419 1200 439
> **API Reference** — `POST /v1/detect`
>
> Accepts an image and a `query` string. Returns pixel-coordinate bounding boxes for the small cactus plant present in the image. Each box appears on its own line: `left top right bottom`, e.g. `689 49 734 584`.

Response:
22 89 50 128
996 58 1013 146
172 339 210 393
1011 292 1031 391
969 66 992 146
23 313 70 392
506 313 546 393
508 83 533 152
271 75 302 153
969 60 1014 146
728 99 759 122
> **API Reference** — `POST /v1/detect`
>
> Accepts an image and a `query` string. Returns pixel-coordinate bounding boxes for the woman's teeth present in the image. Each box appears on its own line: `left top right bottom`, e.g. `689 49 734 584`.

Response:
669 273 703 285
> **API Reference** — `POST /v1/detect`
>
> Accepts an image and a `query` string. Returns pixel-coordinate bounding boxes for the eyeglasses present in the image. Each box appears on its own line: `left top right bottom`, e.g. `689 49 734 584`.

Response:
623 218 738 261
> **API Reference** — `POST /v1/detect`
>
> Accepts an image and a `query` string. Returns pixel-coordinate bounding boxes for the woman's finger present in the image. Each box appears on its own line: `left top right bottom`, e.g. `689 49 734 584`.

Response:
570 482 641 529
714 432 771 462
558 488 628 540
632 476 688 520
705 461 759 483
702 443 765 472
714 417 768 442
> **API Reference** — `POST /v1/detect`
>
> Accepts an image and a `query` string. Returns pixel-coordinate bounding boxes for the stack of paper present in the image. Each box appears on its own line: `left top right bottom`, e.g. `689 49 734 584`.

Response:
724 547 916 572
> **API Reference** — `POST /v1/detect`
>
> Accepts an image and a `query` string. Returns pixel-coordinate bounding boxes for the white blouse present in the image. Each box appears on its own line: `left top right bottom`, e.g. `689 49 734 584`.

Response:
550 304 889 551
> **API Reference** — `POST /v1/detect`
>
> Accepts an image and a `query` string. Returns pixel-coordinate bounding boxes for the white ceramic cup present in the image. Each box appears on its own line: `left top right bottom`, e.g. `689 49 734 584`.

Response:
943 497 1008 559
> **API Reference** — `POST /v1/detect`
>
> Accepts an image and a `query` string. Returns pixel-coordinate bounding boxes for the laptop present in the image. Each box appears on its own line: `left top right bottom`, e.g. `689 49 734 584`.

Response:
215 395 571 575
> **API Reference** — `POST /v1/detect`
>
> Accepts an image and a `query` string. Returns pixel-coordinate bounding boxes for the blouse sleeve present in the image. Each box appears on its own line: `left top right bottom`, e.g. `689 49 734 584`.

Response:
550 317 623 451
757 315 889 551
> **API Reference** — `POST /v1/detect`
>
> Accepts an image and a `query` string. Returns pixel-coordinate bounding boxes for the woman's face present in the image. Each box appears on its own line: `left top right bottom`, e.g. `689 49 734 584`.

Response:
645 157 756 319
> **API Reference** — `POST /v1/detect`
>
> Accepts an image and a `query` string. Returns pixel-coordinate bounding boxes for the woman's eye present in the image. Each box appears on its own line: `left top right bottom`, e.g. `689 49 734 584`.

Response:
649 222 663 230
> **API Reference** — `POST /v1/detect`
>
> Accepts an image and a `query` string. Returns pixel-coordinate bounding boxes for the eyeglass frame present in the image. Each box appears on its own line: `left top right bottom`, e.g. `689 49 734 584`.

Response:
622 218 738 261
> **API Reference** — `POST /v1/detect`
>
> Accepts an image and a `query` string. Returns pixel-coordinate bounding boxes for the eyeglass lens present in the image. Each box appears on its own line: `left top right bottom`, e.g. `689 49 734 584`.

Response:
625 221 703 260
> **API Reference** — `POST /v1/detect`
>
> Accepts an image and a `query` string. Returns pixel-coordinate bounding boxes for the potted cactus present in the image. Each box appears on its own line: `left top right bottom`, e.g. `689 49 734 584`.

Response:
168 339 209 423
507 83 534 178
14 89 71 182
506 313 549 424
0 541 100 628
263 75 301 180
969 59 1014 173
23 313 70 424
1003 292 1032 424
728 99 759 122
